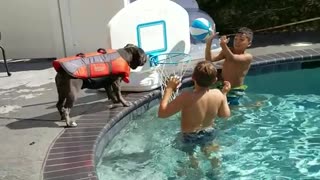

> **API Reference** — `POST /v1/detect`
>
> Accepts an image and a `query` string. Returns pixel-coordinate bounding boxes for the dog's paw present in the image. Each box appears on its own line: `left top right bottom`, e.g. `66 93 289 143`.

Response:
66 121 77 127
107 104 114 109
122 101 132 107
66 114 77 127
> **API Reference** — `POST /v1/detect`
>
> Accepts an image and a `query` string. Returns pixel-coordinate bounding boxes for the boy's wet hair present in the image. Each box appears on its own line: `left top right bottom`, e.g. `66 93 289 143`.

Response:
237 27 253 42
192 61 217 87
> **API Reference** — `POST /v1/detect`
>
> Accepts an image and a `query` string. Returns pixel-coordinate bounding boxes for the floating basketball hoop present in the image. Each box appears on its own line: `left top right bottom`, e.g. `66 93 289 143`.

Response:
149 52 192 101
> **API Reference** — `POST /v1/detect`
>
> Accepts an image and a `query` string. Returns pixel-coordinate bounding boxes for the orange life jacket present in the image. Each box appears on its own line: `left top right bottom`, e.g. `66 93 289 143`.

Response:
52 49 131 83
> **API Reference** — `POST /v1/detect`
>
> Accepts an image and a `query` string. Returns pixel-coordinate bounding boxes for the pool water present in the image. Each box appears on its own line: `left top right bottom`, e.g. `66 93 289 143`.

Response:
97 67 320 180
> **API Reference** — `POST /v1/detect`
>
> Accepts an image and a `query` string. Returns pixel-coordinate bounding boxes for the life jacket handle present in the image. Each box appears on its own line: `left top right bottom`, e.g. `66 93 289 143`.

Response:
97 48 107 54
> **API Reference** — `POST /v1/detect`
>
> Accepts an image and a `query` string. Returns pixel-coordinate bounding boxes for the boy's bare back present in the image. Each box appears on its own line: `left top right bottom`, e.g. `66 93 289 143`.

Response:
179 88 229 133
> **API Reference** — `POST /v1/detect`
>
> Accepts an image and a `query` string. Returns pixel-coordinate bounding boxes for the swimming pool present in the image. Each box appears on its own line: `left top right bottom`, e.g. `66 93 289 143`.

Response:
97 67 320 179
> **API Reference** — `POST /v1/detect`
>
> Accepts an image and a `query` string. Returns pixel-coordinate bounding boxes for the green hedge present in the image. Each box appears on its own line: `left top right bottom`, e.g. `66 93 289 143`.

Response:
196 0 320 34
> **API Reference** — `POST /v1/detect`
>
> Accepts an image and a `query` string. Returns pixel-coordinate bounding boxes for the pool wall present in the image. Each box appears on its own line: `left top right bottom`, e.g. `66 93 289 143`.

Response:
249 49 320 76
41 47 320 180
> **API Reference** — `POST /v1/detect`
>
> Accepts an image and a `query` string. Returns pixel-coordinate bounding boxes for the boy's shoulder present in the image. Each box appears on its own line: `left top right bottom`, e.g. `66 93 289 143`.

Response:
207 89 225 102
209 88 224 95
244 51 253 56
245 52 253 61
238 52 253 62
179 90 193 98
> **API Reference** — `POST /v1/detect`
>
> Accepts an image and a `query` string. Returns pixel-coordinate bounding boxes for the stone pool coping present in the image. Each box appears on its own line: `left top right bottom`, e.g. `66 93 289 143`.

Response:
41 47 320 180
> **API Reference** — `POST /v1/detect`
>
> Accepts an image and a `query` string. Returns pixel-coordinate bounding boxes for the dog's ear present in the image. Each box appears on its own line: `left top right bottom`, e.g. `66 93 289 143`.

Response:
124 44 137 48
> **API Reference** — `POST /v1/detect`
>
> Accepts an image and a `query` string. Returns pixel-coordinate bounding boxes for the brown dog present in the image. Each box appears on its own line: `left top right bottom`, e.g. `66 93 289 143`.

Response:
54 44 148 127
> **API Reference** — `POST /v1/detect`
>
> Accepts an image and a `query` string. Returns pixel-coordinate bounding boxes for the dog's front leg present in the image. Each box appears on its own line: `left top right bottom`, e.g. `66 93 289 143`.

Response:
113 79 131 107
61 107 73 126
105 84 118 103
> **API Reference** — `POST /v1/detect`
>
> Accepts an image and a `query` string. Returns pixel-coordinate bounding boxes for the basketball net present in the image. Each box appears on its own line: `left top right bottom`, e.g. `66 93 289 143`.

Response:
149 52 192 102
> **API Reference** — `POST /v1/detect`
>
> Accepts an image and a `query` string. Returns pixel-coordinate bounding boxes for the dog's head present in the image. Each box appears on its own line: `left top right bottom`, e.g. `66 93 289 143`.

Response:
123 44 148 69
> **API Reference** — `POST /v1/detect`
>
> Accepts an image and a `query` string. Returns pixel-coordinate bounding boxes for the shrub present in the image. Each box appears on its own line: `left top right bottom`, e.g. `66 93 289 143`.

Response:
196 0 320 34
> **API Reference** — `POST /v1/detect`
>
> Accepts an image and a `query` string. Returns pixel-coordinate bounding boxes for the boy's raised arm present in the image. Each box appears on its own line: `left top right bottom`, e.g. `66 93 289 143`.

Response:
205 33 224 62
219 35 235 61
158 77 185 118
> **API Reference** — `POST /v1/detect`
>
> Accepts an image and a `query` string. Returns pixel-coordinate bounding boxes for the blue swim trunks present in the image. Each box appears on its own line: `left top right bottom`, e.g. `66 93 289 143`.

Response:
210 81 247 105
179 128 216 154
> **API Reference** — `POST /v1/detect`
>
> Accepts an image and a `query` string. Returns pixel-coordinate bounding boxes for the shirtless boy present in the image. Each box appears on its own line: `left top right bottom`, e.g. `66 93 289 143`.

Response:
205 27 253 105
158 61 231 168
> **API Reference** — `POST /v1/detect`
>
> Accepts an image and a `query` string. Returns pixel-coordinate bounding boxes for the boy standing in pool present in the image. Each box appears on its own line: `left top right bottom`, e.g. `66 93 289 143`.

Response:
205 27 253 105
158 61 231 169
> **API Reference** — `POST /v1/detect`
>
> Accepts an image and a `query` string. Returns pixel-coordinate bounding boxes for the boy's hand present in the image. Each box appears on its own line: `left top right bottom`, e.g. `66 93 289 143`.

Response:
205 31 219 43
221 81 231 94
166 76 181 91
219 35 230 46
